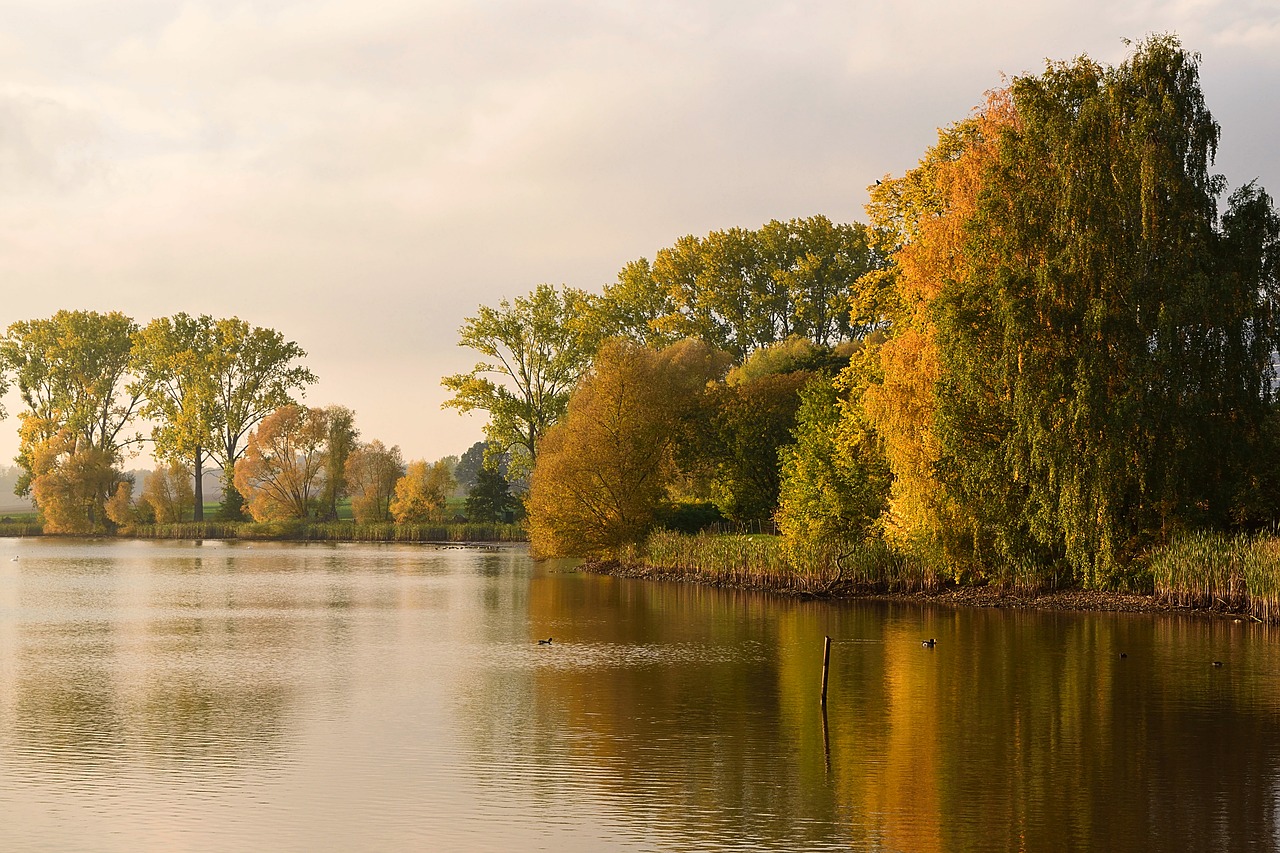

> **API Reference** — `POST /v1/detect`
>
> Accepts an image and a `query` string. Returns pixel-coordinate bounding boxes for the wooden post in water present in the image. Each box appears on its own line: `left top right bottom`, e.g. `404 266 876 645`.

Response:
820 635 832 706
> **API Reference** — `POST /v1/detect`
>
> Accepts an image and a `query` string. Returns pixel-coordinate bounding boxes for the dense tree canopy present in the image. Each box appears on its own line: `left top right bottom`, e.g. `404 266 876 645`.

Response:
132 314 315 521
848 35 1280 586
597 216 886 361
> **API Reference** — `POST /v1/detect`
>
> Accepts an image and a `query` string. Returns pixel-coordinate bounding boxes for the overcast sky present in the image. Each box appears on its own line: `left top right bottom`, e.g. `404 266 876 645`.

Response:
0 0 1277 470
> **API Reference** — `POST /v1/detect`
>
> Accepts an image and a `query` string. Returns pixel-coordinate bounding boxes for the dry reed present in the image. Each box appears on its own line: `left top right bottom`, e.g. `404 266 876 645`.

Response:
1150 531 1280 621
636 530 942 595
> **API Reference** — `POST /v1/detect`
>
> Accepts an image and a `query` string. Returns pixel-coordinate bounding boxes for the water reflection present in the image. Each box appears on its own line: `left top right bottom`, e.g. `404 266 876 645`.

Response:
1 539 1279 851
514 573 1280 851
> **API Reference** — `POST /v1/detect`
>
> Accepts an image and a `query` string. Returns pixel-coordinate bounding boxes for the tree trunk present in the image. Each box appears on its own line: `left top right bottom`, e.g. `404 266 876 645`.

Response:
193 445 204 522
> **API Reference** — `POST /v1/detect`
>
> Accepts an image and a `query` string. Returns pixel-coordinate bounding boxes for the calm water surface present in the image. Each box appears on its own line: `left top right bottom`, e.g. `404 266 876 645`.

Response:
0 538 1277 851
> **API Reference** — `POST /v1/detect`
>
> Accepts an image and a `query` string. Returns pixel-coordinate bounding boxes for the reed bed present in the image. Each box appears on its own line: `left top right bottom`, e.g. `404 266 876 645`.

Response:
636 530 941 595
0 520 43 537
1151 531 1280 621
988 554 1066 596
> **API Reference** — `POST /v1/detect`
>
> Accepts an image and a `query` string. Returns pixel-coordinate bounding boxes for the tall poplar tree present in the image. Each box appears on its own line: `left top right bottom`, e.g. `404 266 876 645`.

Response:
132 314 219 521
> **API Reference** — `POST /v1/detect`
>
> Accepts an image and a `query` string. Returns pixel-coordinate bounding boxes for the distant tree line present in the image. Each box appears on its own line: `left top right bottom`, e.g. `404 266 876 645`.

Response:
0 311 518 533
445 36 1280 589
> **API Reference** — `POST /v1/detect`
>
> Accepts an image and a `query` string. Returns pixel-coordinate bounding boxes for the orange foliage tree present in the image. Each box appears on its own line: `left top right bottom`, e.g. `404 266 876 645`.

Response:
858 90 1015 571
234 405 331 521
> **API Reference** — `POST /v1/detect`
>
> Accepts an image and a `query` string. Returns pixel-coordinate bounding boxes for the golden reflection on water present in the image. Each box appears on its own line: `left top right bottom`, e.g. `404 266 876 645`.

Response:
1 539 1279 851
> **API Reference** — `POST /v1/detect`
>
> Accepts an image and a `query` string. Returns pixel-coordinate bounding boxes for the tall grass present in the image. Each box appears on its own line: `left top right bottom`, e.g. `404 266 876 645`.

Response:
1150 531 1280 621
0 520 43 537
634 530 942 595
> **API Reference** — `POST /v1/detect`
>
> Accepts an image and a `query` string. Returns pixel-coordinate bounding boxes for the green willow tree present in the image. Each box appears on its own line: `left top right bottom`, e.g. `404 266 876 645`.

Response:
931 36 1280 585
776 367 893 552
442 284 599 479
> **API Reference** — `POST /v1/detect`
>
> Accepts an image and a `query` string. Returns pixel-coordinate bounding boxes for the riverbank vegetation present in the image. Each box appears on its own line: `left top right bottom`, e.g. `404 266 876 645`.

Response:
126 520 524 543
448 36 1280 616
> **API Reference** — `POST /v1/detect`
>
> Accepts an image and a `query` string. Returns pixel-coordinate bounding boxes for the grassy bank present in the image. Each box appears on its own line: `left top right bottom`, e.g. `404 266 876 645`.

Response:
618 530 943 595
607 529 1280 621
0 520 44 537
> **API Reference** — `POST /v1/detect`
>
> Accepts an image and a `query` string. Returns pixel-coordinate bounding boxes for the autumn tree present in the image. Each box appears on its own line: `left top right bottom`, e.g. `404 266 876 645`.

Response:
105 480 138 527
442 284 598 478
27 429 122 534
344 440 405 523
390 460 455 524
319 406 358 520
142 463 196 524
527 338 730 557
858 91 1012 570
0 310 144 527
233 405 330 522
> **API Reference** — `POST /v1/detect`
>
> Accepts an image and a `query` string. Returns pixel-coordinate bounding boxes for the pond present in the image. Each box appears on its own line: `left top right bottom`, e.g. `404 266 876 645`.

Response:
0 538 1276 851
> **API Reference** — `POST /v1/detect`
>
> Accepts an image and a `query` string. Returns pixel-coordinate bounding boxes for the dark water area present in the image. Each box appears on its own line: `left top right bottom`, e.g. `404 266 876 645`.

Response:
0 539 1276 851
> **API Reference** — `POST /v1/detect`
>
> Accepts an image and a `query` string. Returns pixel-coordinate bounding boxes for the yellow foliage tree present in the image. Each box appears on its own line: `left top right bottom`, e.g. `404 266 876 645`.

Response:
527 338 729 558
143 462 196 523
28 427 121 534
390 460 455 524
105 482 137 527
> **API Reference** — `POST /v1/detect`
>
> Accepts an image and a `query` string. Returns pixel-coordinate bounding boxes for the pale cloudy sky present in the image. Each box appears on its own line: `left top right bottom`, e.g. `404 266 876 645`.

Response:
0 0 1277 469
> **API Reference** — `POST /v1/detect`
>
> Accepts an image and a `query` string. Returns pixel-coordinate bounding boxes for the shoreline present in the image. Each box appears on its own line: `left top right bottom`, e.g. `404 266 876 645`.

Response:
584 560 1257 622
